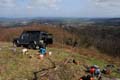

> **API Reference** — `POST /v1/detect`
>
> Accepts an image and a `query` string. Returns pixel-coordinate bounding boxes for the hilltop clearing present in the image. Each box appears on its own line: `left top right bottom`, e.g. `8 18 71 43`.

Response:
0 42 120 80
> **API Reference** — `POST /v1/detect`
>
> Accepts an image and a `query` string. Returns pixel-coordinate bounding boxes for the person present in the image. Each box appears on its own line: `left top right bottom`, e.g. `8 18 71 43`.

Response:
95 67 102 80
39 46 46 59
90 66 96 76
89 65 102 79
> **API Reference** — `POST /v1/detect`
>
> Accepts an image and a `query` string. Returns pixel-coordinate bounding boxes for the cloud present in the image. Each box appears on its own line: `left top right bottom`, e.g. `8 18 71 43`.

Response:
0 0 61 9
0 0 17 8
28 0 61 9
93 0 120 3
91 0 120 7
94 0 119 2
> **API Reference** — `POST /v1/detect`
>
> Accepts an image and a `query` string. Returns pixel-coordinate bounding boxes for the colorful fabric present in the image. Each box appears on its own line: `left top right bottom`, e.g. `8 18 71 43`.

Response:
90 68 95 74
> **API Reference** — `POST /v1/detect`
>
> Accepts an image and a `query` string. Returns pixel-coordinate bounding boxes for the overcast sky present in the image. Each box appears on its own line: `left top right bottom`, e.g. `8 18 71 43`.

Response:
0 0 120 18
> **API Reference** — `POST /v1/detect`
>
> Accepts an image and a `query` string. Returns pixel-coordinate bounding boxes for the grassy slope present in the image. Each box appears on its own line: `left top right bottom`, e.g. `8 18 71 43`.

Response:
0 42 120 80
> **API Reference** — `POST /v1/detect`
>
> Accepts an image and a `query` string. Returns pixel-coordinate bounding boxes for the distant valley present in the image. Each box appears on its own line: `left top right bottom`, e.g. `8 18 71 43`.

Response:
0 17 120 28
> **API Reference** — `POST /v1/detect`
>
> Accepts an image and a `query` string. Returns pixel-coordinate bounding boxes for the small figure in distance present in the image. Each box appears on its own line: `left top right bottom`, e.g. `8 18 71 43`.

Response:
39 46 46 59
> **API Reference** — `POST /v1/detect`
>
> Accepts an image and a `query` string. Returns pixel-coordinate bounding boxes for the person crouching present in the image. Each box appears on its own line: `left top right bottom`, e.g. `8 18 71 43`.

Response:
39 46 46 59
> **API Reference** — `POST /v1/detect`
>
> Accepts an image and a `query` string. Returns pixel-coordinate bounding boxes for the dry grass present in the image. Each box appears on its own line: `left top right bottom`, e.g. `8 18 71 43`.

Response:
0 42 120 80
0 24 75 43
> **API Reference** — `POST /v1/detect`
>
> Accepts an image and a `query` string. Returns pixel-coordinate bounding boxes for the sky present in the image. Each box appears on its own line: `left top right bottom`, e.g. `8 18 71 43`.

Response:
0 0 120 18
